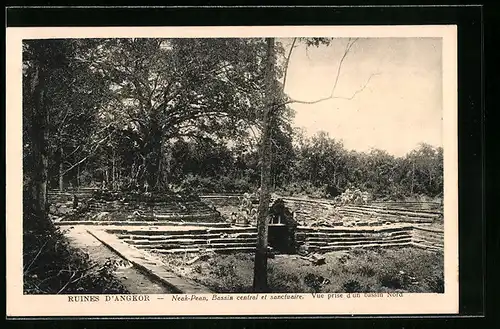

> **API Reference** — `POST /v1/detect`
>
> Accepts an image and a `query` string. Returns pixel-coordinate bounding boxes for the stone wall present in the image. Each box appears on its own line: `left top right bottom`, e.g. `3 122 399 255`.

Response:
49 189 223 224
295 225 443 253
97 224 443 255
108 226 258 254
200 194 443 227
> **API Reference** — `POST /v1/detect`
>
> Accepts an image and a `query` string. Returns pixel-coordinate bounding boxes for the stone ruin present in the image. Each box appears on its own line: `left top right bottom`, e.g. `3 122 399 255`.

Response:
48 189 223 224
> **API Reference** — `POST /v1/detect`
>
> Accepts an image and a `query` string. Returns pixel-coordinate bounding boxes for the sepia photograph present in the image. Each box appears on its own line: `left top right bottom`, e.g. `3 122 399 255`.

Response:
7 25 459 316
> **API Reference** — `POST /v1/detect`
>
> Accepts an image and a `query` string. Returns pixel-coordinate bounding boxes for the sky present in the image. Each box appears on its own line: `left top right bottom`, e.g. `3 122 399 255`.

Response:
281 37 443 157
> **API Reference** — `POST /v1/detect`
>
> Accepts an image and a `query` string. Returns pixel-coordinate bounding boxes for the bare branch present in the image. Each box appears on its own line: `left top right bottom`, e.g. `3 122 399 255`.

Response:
61 128 114 175
277 38 379 107
56 271 77 294
329 38 358 98
57 108 72 134
23 240 49 275
285 72 380 105
282 38 297 92
65 145 82 158
330 72 380 101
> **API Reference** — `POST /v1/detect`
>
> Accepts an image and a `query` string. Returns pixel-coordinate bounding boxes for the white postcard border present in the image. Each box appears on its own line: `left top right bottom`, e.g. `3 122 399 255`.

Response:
6 24 458 317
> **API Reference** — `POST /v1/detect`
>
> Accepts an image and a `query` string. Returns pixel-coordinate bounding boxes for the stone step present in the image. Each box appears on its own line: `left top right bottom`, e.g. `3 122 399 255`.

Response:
124 237 257 246
87 209 215 215
304 231 412 238
301 231 411 239
337 216 434 225
139 242 256 250
341 206 441 218
328 237 412 246
305 234 412 243
412 226 444 233
116 232 257 241
151 246 256 254
109 227 256 236
411 242 443 252
338 207 433 216
56 221 229 227
297 225 413 233
350 204 443 215
307 237 413 247
207 237 257 244
309 241 413 252
125 238 208 245
412 238 443 247
337 210 435 222
412 233 443 243
413 231 444 239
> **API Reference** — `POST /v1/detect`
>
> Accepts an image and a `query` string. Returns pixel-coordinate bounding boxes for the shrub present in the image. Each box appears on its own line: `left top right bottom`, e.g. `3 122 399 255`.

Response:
230 177 253 193
278 181 330 199
23 211 128 294
379 270 407 290
303 273 328 292
268 266 309 293
425 270 445 293
342 279 363 293
334 188 371 205
204 255 253 293
176 174 254 194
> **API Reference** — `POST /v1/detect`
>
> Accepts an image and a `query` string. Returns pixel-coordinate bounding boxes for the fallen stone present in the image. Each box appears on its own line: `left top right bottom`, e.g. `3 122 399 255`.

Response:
299 253 326 265
185 252 213 265
94 212 111 221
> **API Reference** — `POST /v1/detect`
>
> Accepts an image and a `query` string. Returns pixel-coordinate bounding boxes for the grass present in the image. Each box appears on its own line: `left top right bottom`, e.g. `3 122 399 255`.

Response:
159 247 444 294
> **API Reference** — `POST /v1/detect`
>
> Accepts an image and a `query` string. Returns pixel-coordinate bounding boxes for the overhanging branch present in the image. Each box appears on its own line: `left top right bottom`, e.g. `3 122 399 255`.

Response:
285 72 380 105
281 38 297 93
278 38 380 107
61 127 114 175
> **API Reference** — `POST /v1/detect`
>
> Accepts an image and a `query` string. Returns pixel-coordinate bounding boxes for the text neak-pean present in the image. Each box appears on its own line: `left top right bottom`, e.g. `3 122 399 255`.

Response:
66 292 402 303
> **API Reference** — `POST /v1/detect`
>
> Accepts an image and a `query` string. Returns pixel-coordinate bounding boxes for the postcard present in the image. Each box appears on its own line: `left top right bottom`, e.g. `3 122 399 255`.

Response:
6 24 458 317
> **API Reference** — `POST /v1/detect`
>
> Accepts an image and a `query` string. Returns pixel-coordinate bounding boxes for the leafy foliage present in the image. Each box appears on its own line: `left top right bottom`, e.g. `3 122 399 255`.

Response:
23 38 286 192
23 38 442 200
160 133 442 200
23 207 127 294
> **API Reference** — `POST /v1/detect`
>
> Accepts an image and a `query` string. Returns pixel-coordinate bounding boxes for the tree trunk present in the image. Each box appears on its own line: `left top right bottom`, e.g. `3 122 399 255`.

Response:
77 163 80 190
112 147 116 190
410 162 415 195
59 145 64 192
155 140 170 191
105 168 109 187
29 59 50 226
253 37 276 293
144 118 164 191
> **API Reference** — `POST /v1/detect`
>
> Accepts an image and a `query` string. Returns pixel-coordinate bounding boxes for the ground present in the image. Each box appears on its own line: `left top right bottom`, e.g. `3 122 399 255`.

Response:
64 227 175 294
156 247 444 294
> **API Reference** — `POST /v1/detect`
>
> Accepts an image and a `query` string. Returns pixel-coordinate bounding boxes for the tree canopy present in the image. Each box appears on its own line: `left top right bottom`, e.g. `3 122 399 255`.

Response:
22 37 443 202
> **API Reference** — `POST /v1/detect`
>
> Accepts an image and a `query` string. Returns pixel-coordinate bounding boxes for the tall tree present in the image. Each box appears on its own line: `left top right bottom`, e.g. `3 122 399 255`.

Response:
252 37 373 291
85 38 268 191
253 37 277 292
44 40 109 191
23 40 74 225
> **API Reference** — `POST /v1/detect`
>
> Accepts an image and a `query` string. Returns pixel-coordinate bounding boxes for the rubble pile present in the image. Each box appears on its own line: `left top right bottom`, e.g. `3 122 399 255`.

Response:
48 189 223 224
333 188 371 206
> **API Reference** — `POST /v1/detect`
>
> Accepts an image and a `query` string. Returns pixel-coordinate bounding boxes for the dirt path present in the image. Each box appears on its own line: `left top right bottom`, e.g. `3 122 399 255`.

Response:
63 226 175 294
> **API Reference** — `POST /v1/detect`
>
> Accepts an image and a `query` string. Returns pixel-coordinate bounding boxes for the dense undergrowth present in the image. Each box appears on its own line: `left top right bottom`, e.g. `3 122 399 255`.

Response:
167 173 442 203
23 204 128 294
161 247 444 294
